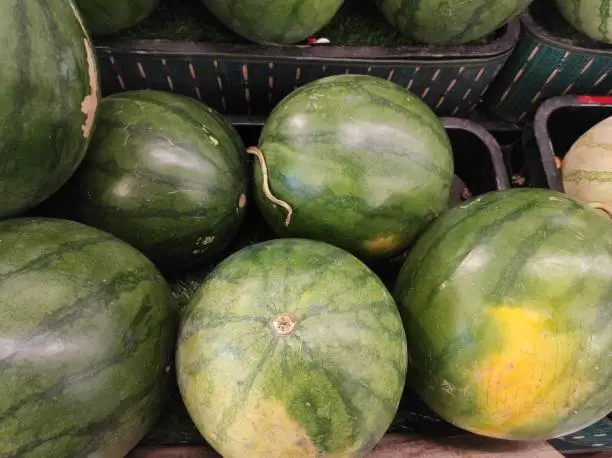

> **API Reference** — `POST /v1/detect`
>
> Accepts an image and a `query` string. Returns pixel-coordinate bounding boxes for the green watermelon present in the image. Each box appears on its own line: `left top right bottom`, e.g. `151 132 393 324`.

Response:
250 74 454 260
50 90 247 271
73 0 159 35
201 0 345 44
376 0 534 45
394 188 612 440
556 0 612 43
0 218 177 457
0 0 100 219
176 238 408 457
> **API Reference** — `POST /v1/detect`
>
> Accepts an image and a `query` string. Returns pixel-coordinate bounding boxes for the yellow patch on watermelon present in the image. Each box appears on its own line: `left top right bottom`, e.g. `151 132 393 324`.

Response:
469 305 592 437
217 397 320 458
363 234 401 257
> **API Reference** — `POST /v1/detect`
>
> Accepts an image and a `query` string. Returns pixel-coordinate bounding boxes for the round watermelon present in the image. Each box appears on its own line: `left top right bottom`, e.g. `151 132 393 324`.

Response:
376 0 534 45
562 116 612 216
176 238 408 457
394 188 612 440
0 218 176 457
250 74 454 260
51 90 247 271
556 0 612 43
73 0 159 35
201 0 344 44
0 0 100 219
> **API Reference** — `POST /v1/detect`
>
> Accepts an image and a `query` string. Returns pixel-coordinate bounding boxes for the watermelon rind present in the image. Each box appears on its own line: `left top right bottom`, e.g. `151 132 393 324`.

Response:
0 217 177 457
394 188 612 441
177 238 408 457
0 0 100 219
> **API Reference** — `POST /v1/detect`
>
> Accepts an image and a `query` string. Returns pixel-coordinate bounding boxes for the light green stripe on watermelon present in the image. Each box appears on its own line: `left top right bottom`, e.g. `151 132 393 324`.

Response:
0 218 177 457
394 188 612 440
0 0 99 219
73 0 159 35
376 0 534 44
556 0 612 43
201 0 344 44
563 170 612 182
253 74 453 260
177 239 407 457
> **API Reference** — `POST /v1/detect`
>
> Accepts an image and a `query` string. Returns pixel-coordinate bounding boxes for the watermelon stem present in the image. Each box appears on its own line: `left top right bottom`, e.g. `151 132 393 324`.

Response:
271 313 297 336
589 202 612 218
246 146 294 226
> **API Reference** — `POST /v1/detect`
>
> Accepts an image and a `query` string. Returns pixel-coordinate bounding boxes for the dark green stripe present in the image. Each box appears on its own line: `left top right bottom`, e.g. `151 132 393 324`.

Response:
487 205 582 299
403 198 542 315
36 0 70 186
2 1 30 172
0 267 160 369
215 338 278 443
0 236 112 285
599 0 611 43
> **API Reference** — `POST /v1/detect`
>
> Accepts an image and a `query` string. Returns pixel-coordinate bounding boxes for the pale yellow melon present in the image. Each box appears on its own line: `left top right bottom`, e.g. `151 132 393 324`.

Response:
561 116 612 216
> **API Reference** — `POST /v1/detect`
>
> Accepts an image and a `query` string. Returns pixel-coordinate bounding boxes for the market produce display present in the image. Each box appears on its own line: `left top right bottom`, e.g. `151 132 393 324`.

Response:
555 0 612 43
376 0 534 44
394 188 612 440
47 90 247 270
0 0 99 219
0 0 611 456
73 0 160 35
251 74 454 260
561 116 612 215
201 0 345 44
176 239 408 457
0 218 177 457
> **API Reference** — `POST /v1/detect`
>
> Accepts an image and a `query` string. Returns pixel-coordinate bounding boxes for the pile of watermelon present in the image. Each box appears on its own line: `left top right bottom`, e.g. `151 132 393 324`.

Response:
1 1 612 457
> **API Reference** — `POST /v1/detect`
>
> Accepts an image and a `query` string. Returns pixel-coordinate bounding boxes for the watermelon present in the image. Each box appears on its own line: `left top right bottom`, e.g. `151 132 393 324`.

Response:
49 90 247 271
0 218 177 457
73 0 159 35
376 0 534 45
176 238 408 457
201 0 345 44
0 0 100 219
556 0 612 43
250 74 454 260
394 188 612 441
562 116 612 216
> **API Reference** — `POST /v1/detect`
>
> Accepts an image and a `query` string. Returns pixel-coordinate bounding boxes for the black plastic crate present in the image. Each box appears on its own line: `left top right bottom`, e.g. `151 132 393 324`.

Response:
522 95 612 189
484 1 612 124
94 1 519 118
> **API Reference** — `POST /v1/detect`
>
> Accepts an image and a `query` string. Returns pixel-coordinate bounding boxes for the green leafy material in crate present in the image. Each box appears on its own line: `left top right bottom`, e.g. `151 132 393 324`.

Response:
114 0 495 46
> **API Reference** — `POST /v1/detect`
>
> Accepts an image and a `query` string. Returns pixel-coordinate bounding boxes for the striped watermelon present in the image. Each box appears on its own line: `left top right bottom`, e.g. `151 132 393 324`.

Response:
73 0 159 35
49 90 247 271
556 0 612 43
177 238 408 457
376 0 534 44
0 0 100 219
250 74 454 260
0 218 177 457
394 188 612 440
201 0 345 44
562 116 612 216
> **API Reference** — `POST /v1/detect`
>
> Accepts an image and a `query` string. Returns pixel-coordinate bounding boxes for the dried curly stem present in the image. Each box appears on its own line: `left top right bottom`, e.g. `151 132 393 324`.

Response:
246 146 293 227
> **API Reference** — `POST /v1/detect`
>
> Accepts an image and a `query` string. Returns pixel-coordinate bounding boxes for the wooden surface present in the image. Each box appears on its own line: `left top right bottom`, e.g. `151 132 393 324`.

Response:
128 434 563 458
